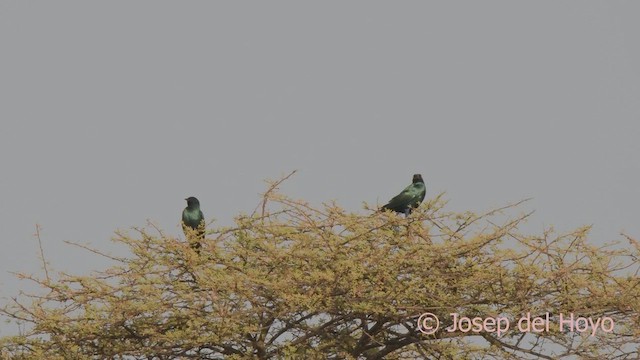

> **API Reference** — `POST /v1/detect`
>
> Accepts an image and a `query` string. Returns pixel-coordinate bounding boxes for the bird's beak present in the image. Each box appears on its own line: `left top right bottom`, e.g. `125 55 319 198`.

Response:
184 198 188 201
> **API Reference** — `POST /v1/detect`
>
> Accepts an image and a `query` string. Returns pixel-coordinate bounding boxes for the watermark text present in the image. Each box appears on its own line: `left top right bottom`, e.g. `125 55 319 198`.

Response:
416 312 615 337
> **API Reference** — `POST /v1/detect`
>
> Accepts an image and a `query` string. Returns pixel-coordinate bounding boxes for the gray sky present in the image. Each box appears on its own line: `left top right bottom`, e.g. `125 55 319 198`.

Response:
1 1 639 336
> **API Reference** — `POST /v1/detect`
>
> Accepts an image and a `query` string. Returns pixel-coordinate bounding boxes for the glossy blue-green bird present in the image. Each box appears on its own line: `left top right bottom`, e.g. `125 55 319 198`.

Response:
380 174 426 216
182 196 205 252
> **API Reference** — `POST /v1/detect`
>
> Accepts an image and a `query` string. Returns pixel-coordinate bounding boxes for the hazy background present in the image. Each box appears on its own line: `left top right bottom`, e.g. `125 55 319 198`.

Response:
1 1 639 336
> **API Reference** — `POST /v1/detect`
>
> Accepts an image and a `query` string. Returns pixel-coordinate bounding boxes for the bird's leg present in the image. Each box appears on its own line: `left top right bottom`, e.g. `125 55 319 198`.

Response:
403 208 410 218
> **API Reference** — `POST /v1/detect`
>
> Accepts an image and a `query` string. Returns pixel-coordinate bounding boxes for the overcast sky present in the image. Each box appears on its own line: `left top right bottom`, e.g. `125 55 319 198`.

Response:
1 1 639 336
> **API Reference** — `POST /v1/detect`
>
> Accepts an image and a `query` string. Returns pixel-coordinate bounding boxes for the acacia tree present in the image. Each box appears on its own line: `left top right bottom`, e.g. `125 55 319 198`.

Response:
2 174 640 359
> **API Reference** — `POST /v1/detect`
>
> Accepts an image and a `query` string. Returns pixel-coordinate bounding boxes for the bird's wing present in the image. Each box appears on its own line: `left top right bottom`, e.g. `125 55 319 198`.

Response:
416 185 426 205
384 184 418 210
181 209 189 226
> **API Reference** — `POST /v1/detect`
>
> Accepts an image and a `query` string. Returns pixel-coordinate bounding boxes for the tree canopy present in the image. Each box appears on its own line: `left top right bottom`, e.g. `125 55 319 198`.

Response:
2 175 640 359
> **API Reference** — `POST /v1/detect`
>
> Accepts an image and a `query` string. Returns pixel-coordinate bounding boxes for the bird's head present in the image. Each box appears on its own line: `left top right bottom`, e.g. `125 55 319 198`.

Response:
185 196 200 208
412 174 424 184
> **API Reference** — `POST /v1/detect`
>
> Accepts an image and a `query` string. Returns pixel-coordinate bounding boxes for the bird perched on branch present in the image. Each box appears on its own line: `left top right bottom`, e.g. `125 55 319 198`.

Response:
182 196 205 252
380 174 426 217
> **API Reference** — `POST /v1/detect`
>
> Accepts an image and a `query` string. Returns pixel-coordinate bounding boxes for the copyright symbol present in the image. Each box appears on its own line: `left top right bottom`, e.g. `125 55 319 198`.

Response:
417 312 440 335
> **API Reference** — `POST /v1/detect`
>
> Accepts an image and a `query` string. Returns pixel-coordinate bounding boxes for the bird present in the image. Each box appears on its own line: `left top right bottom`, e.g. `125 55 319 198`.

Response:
182 196 205 252
380 174 426 217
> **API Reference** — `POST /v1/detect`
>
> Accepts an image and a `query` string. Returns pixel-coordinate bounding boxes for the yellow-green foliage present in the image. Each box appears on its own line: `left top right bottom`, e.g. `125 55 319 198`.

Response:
2 177 640 359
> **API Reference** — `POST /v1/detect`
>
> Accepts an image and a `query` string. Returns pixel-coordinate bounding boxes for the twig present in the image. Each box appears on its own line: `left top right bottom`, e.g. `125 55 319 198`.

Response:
34 224 50 282
253 170 298 217
63 240 126 262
